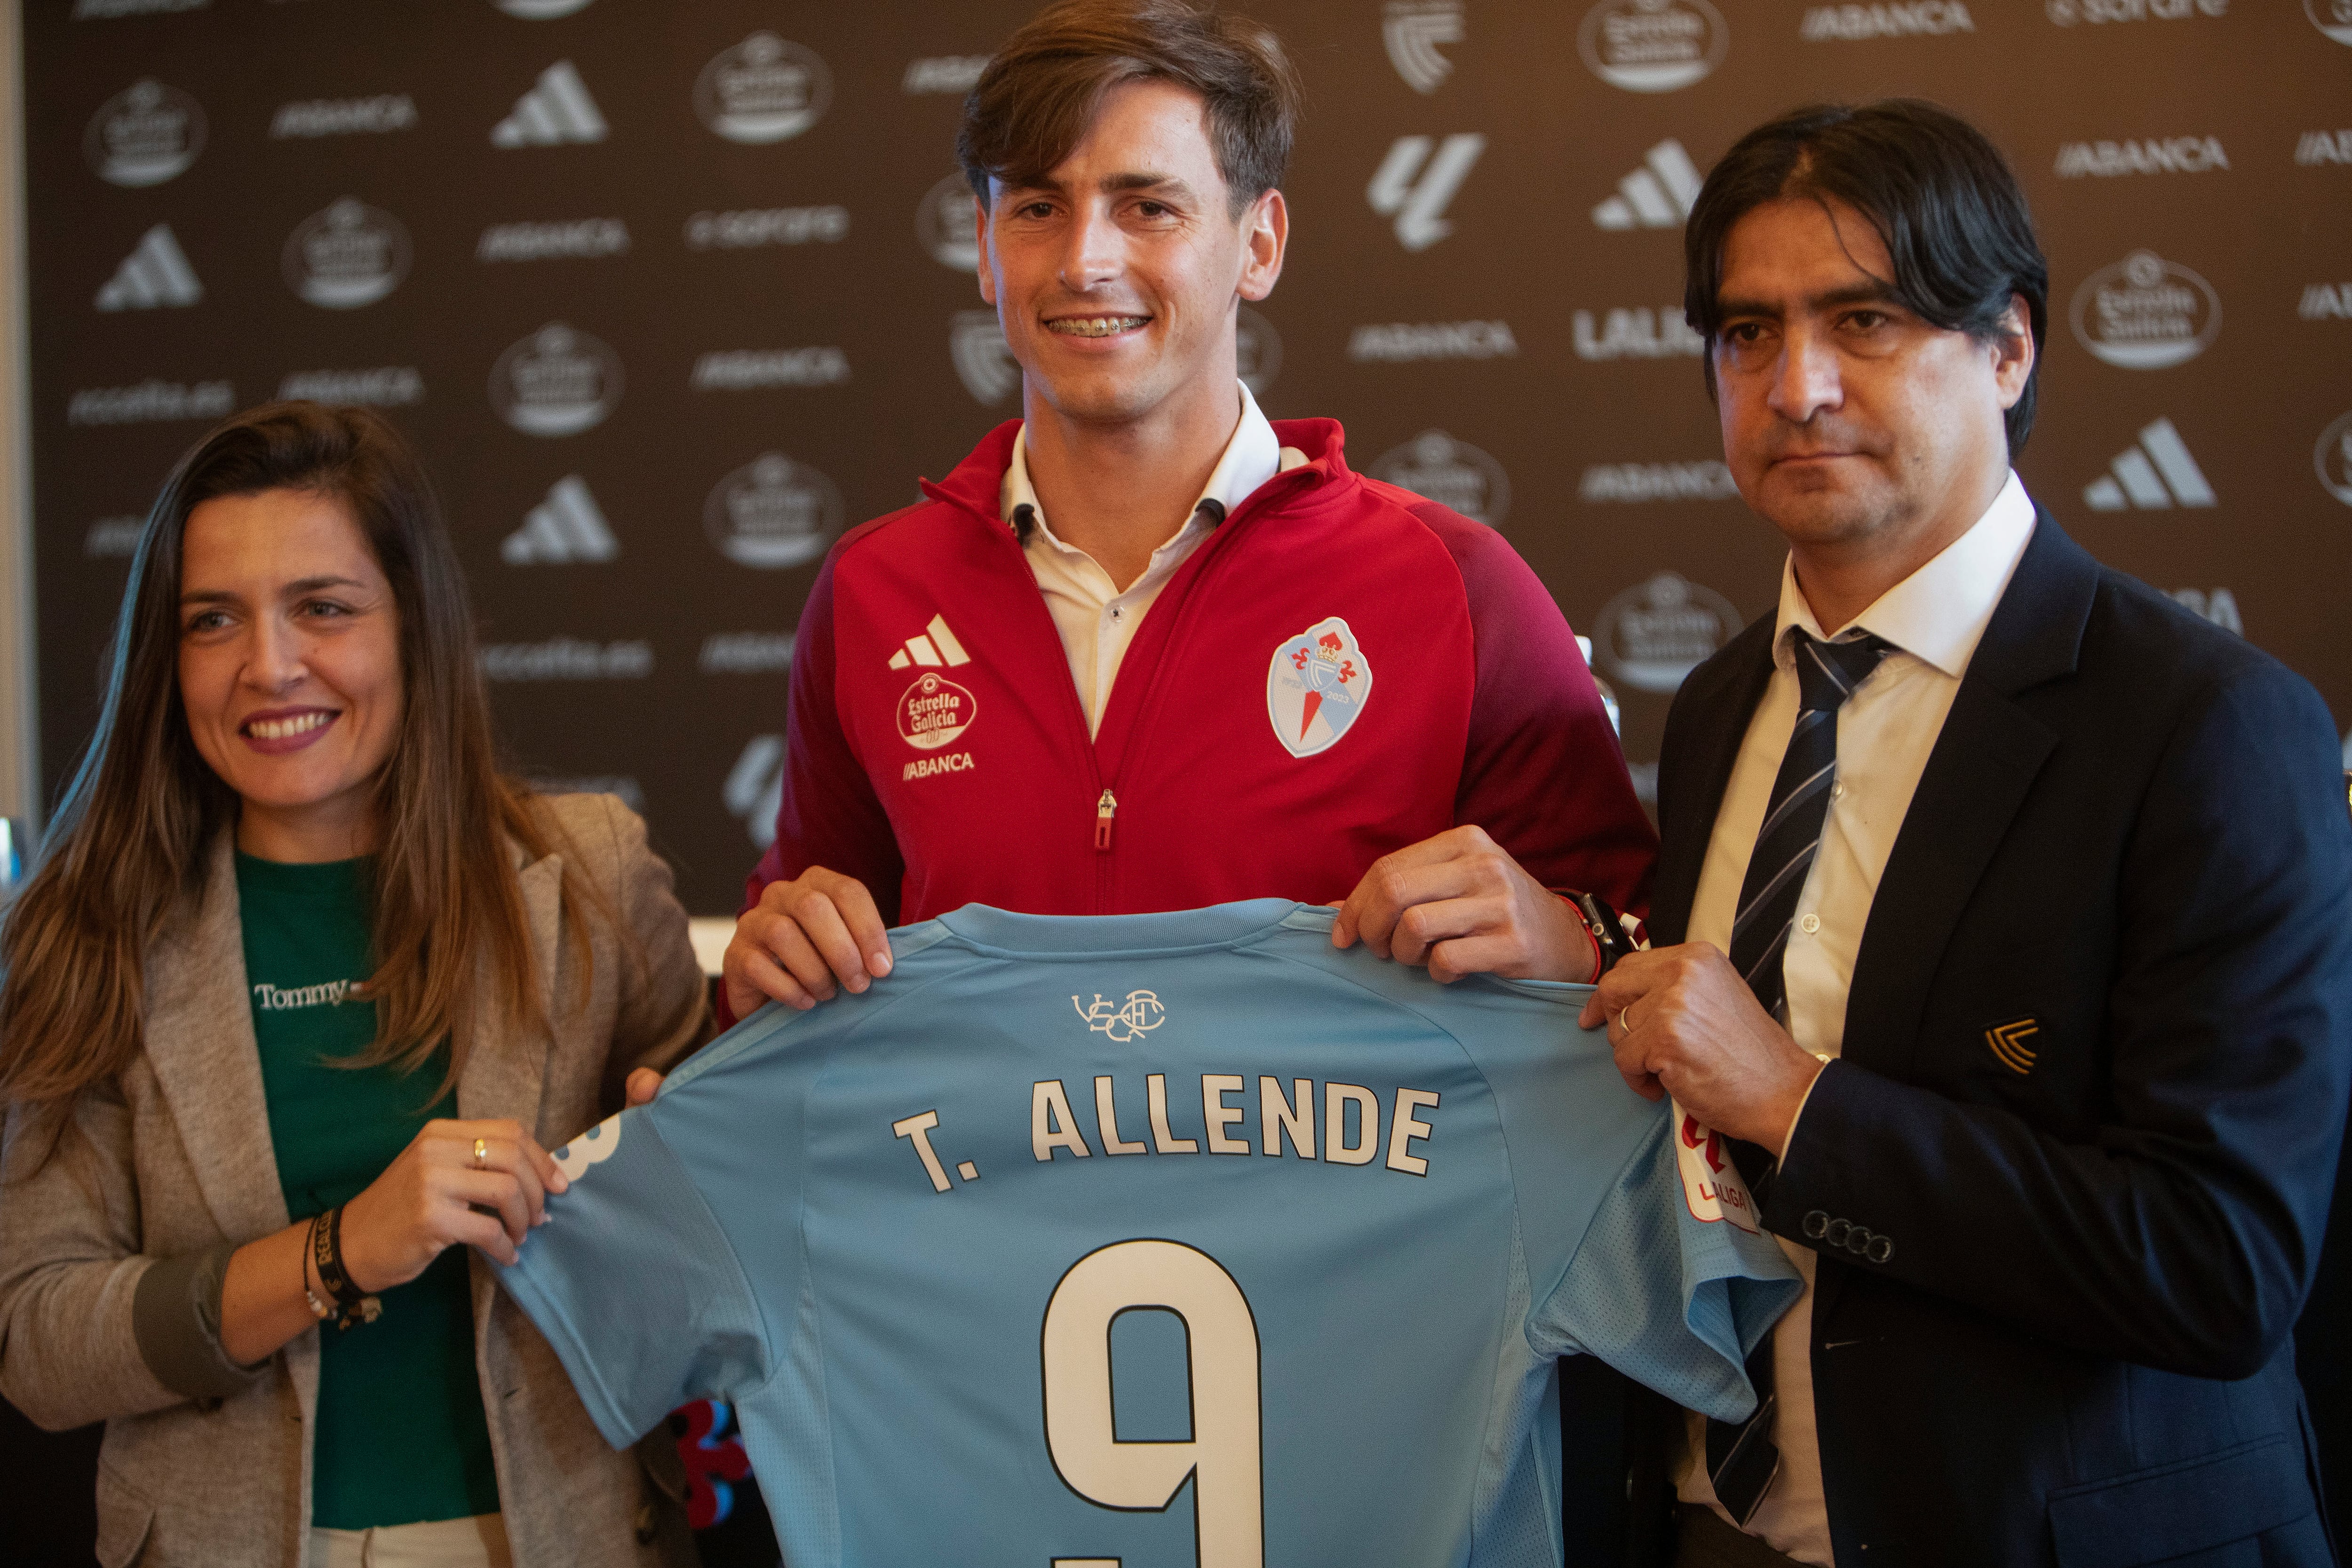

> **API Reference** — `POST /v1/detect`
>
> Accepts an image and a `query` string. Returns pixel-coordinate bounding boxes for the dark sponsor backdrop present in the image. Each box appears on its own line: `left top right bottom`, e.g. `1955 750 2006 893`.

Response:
21 0 2352 925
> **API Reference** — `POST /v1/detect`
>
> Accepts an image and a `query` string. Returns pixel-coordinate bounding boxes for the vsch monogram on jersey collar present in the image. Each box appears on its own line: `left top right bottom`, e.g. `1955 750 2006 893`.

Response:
1266 616 1374 758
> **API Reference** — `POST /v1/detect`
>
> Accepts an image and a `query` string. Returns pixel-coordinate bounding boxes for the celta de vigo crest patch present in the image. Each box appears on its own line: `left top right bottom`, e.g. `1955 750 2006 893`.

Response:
1266 616 1373 758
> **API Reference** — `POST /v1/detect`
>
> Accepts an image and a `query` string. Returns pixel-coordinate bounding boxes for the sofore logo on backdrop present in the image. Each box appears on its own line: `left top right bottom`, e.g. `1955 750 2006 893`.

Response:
697 34 830 143
2069 251 2220 368
284 198 410 309
1371 431 1510 527
1580 0 1729 92
491 323 623 436
919 174 982 271
86 79 204 186
1593 572 1741 692
705 453 843 569
2046 0 2225 22
1384 0 1466 93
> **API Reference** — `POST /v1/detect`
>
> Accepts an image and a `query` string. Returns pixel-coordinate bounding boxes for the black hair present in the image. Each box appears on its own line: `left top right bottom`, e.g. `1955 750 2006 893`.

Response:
1682 100 2049 452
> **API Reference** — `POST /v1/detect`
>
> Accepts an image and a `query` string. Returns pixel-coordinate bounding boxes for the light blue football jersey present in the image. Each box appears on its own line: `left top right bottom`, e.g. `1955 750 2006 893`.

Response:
498 901 1797 1568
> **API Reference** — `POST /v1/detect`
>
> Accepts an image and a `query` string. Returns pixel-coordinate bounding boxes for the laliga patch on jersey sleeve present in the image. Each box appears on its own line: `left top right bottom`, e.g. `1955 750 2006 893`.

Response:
1673 1101 1759 1235
1266 616 1374 758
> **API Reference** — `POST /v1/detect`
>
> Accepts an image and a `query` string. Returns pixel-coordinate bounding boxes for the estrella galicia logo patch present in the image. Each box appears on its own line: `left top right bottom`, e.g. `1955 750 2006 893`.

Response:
1266 616 1373 758
897 671 977 751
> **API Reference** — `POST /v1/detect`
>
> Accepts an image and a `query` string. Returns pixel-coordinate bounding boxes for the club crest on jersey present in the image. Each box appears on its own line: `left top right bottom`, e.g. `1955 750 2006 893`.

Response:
1266 616 1373 758
897 671 977 751
1073 990 1165 1042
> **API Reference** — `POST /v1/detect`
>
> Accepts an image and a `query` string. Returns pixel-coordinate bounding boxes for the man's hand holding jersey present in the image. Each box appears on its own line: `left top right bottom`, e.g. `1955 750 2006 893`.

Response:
723 825 1600 1022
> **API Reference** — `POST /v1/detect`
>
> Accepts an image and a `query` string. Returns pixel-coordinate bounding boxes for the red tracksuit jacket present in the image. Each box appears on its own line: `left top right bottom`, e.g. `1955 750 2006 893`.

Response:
739 418 1655 981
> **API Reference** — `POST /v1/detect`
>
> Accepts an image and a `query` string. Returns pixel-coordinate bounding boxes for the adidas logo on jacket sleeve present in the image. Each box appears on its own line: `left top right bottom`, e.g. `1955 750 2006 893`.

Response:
498 900 1797 1568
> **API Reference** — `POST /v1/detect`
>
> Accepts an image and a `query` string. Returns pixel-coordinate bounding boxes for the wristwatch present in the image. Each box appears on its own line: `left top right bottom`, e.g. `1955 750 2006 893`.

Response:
1571 891 1636 977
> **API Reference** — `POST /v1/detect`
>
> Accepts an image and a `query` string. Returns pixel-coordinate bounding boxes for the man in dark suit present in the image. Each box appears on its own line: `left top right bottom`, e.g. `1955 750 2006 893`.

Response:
1581 100 2352 1567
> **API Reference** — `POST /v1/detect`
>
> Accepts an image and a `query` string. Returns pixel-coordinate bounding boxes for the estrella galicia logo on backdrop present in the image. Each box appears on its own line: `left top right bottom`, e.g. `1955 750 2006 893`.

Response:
497 0 595 15
283 198 411 309
2310 0 2352 43
490 323 623 436
696 33 831 144
85 79 204 186
2069 251 2220 369
724 735 785 848
1579 0 1729 93
2316 410 2352 507
1236 306 1283 399
898 672 979 752
1074 991 1166 1042
1267 618 1374 759
1371 430 1510 527
951 310 1020 404
704 452 843 568
1593 571 1741 693
918 173 981 271
1367 134 1485 252
1384 0 1465 93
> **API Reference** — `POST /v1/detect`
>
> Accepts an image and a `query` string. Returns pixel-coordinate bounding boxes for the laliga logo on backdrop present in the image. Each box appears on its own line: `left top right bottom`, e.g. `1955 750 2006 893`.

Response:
2312 0 2352 43
2317 410 2352 507
2070 250 2220 368
1593 571 1741 693
1073 991 1166 1042
918 173 981 272
1236 306 1283 398
705 452 843 569
1372 430 1510 527
1384 0 1466 93
725 736 786 849
490 323 623 437
283 198 411 309
697 33 831 143
85 79 205 186
951 311 1020 404
1367 134 1486 252
1579 0 1729 92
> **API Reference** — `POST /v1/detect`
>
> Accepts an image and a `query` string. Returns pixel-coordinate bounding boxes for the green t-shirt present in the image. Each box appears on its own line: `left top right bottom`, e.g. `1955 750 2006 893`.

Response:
236 852 500 1528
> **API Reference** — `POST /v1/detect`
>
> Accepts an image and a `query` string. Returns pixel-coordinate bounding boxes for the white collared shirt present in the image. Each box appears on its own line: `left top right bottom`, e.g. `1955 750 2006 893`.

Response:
1002 380 1305 737
1675 470 2038 1565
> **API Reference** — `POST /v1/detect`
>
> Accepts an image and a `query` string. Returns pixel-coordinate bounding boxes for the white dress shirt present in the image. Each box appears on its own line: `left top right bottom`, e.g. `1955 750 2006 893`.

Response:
1001 380 1305 737
1674 471 2038 1565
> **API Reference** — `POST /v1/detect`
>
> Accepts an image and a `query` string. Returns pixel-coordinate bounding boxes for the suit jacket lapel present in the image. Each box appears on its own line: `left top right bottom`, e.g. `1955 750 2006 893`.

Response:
144 834 291 1243
1651 614 1778 945
456 847 561 1140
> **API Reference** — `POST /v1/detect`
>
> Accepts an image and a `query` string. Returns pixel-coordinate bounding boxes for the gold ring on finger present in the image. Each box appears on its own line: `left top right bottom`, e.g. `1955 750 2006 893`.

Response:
1618 1006 1632 1036
474 1137 490 1170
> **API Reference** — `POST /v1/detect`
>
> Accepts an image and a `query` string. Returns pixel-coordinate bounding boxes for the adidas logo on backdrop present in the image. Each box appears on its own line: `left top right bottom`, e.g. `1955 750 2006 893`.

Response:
2082 418 2216 510
888 616 973 672
1384 0 1465 94
502 476 616 563
96 223 200 310
1367 135 1485 251
1593 140 1702 230
492 61 606 147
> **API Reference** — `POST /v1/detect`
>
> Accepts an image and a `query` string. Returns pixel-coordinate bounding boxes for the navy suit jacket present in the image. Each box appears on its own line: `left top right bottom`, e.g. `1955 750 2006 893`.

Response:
1635 515 2352 1567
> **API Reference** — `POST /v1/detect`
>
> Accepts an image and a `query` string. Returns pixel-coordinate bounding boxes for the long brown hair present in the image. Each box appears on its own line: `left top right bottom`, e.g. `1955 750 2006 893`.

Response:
0 401 603 1113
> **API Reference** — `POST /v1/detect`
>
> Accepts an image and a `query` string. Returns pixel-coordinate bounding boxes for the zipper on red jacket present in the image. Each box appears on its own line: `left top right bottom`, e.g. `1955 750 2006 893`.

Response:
1094 789 1117 850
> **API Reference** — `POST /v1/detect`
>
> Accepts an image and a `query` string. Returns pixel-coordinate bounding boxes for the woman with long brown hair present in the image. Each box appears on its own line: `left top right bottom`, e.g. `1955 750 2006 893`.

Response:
0 402 705 1567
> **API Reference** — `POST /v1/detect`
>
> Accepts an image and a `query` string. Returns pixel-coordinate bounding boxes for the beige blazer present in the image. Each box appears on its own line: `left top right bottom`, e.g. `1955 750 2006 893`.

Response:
0 794 709 1568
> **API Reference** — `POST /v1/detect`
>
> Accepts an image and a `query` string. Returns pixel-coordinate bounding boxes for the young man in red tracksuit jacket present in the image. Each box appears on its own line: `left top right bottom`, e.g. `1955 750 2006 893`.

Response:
720 0 1655 1028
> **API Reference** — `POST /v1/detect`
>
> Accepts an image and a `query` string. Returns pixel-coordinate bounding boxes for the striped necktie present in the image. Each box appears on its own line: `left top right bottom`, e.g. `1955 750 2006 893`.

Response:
1706 625 1891 1528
